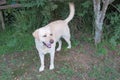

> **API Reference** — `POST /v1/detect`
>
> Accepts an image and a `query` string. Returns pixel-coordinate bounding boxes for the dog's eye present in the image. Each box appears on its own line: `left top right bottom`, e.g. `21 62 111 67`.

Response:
43 35 47 37
50 34 53 36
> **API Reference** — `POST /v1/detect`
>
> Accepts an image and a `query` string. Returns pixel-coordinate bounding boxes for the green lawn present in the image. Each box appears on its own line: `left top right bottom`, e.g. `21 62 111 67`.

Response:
0 29 34 54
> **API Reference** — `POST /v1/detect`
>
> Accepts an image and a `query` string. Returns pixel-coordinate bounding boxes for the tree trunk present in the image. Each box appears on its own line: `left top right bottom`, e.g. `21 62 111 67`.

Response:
93 0 110 45
0 10 5 30
94 18 103 45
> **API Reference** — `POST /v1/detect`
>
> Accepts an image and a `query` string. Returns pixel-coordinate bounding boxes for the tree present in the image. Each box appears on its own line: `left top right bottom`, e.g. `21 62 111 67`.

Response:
93 0 114 45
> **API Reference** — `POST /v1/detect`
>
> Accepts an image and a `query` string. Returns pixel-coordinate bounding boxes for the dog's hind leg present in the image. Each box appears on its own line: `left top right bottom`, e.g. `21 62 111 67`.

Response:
63 31 71 49
63 36 71 49
56 40 62 51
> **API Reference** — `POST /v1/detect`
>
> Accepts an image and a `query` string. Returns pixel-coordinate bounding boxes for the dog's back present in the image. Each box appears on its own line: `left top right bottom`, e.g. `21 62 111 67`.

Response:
45 3 75 41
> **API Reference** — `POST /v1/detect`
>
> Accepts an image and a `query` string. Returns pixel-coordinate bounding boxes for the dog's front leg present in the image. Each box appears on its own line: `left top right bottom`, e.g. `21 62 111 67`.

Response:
39 53 45 72
49 48 55 70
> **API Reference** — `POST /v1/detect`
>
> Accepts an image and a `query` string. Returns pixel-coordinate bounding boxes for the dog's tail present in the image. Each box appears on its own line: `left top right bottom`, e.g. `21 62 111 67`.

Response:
64 2 75 23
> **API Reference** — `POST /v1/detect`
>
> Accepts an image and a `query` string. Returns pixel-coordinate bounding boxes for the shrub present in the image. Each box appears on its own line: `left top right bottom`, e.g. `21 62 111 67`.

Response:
12 1 58 34
105 4 120 46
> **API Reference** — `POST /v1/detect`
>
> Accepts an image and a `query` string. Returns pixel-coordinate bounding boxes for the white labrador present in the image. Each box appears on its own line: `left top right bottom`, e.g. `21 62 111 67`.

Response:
32 3 75 72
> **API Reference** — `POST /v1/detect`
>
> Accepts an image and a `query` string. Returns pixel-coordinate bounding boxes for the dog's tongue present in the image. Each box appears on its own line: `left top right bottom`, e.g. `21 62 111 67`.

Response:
46 43 51 48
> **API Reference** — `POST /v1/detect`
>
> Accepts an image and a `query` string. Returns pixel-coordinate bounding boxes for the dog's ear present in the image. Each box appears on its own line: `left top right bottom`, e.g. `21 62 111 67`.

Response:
32 29 39 40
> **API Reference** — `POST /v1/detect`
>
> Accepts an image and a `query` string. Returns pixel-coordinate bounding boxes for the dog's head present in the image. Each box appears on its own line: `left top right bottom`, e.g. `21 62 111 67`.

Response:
32 27 54 48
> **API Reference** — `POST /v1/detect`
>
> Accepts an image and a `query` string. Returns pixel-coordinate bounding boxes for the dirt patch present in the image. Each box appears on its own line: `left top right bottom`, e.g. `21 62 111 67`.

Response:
55 44 99 77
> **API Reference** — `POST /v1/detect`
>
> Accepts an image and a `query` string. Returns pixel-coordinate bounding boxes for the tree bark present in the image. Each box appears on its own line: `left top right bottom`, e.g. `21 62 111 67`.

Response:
93 0 110 45
0 10 5 30
0 4 22 10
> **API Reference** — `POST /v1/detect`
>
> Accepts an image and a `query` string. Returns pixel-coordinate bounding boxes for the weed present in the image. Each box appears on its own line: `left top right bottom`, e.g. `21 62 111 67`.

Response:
95 42 108 56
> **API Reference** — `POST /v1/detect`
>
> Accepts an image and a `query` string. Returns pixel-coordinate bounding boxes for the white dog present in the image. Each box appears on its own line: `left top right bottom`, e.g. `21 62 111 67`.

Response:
32 2 75 72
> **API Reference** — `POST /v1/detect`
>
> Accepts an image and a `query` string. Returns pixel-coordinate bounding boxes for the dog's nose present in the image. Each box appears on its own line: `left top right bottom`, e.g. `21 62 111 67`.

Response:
50 39 54 44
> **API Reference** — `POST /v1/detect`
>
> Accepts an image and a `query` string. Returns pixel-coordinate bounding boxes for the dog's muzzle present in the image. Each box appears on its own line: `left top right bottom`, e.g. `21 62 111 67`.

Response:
43 39 54 48
50 39 54 44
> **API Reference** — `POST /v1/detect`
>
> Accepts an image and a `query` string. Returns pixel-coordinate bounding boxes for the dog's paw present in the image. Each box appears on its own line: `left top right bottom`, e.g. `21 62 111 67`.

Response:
67 46 71 49
49 65 54 70
56 48 61 51
39 66 45 72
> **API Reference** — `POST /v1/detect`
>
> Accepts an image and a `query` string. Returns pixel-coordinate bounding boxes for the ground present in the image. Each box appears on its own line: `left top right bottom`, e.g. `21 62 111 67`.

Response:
0 42 120 80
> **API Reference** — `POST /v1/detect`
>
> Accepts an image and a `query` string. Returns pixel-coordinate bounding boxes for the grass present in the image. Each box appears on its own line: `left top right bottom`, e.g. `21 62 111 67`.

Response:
88 58 120 80
0 28 34 55
0 29 120 80
1 50 119 80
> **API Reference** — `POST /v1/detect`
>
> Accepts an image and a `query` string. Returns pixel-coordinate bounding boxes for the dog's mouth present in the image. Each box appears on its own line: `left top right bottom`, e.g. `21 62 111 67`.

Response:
43 42 52 48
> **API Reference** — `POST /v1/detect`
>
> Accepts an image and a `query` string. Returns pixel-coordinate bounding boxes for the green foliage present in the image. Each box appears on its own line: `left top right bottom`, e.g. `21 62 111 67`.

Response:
40 2 58 26
105 4 120 46
13 10 37 33
20 0 46 8
12 1 58 33
75 0 93 33
3 9 15 24
78 1 92 17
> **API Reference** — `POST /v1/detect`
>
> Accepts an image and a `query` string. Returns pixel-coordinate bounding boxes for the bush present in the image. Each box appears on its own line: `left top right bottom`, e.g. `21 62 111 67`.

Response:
1 0 120 55
13 1 58 34
105 4 120 46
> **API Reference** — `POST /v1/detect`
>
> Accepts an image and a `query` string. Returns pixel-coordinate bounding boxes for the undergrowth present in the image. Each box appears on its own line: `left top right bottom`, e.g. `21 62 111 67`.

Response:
0 28 34 55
